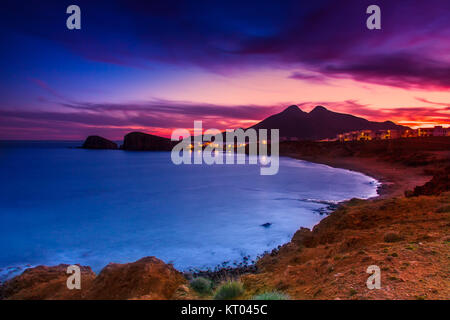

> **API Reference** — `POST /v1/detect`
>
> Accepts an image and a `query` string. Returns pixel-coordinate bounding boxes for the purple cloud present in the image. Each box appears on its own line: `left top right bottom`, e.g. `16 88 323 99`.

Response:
4 0 448 90
321 53 450 90
0 99 286 140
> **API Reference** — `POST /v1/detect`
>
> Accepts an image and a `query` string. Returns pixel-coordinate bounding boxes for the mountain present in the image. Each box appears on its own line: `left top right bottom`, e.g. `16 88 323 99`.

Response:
250 105 407 140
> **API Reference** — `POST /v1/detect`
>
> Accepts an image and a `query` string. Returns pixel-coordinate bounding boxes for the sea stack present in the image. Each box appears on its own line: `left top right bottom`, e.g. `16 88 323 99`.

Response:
122 132 175 151
82 135 118 150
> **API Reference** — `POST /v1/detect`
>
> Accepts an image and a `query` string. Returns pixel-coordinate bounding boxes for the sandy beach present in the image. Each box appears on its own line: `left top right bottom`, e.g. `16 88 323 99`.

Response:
285 154 432 198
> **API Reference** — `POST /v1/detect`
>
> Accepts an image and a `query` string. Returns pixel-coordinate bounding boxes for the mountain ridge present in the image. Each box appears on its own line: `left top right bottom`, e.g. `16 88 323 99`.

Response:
249 105 407 140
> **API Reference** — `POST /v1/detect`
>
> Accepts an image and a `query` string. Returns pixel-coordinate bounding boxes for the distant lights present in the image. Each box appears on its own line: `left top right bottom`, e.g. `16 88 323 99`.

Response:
170 121 280 175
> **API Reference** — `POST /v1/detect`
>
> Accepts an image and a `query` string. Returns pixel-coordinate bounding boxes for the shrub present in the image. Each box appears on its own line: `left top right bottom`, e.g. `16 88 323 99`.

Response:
389 252 398 257
190 277 213 295
213 281 244 300
313 288 322 297
253 291 290 300
384 232 403 243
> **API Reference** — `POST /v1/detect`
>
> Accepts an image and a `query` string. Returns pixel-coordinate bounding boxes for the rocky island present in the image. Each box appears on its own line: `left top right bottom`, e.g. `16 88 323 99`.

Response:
122 132 176 151
82 135 118 150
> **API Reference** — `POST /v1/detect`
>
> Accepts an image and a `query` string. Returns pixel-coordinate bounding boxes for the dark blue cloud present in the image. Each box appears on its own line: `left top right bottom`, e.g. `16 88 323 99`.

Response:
1 0 448 89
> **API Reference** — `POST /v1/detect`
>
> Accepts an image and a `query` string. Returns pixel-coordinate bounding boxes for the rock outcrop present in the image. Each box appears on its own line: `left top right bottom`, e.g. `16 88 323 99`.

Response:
411 166 450 196
122 132 175 151
291 227 314 247
82 135 118 149
0 257 186 300
84 257 186 300
0 264 96 300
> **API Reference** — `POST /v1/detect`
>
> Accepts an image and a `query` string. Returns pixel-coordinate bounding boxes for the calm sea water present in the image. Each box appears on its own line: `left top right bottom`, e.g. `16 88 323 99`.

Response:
0 141 378 280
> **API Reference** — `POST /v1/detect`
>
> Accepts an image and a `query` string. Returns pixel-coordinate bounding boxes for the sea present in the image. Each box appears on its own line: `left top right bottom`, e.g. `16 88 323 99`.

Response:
0 141 379 281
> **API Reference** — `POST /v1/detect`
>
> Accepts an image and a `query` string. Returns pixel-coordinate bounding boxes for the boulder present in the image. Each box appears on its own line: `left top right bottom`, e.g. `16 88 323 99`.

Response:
122 132 175 151
82 135 118 149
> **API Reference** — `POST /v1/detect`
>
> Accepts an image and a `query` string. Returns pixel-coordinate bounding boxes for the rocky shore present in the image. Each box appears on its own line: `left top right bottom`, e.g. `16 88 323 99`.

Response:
2 137 449 300
239 136 450 299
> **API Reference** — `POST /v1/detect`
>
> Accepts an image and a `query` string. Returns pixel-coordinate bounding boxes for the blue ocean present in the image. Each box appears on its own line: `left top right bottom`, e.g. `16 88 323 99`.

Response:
0 141 378 281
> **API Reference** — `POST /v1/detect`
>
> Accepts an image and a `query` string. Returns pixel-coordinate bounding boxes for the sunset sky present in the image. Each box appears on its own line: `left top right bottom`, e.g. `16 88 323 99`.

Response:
0 0 449 140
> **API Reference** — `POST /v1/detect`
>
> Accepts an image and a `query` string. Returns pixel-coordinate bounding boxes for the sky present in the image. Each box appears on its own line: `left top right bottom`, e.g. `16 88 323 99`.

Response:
0 0 449 140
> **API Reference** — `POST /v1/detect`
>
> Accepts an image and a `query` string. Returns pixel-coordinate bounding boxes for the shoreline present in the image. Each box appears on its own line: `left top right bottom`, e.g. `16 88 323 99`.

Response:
181 155 404 283
282 153 432 199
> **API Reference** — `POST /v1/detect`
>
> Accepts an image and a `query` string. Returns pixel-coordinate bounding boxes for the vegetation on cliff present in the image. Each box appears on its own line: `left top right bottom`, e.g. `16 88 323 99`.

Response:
213 281 245 300
241 193 450 299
